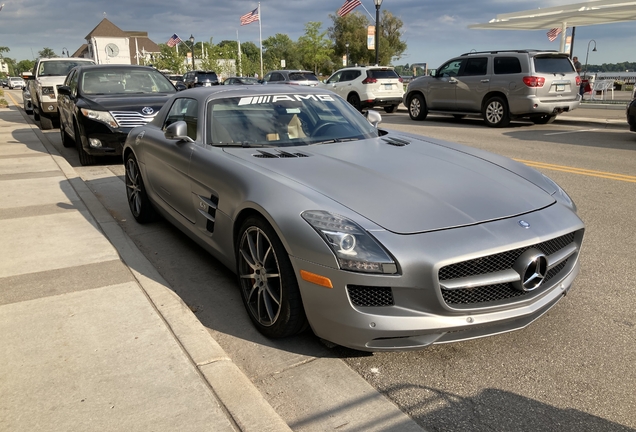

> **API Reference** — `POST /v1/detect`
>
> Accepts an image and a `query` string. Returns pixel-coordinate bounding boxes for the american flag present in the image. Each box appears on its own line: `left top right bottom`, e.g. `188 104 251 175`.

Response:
547 27 562 42
240 7 259 26
337 0 361 17
166 34 182 47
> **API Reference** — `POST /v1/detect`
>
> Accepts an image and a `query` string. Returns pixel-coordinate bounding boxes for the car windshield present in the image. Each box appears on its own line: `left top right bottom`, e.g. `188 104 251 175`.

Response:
39 61 92 77
82 69 177 95
168 75 183 82
208 93 378 147
289 73 318 82
534 56 575 73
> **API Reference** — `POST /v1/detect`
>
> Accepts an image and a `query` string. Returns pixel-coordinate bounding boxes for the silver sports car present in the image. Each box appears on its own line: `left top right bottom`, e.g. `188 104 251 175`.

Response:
123 86 584 352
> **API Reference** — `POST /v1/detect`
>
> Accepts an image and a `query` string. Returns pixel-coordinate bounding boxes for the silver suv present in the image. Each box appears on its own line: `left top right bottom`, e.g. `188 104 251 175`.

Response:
404 50 581 127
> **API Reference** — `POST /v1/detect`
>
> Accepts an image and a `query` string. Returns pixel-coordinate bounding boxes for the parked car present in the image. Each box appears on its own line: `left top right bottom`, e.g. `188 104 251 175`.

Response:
166 74 184 86
7 77 26 89
183 70 219 88
262 70 319 86
57 64 178 166
223 76 260 85
627 87 636 133
319 66 404 112
122 85 584 352
404 49 582 127
1 78 7 88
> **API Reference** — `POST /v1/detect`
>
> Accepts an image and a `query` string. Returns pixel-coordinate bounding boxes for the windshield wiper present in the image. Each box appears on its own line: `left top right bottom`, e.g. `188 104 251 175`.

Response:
312 137 360 145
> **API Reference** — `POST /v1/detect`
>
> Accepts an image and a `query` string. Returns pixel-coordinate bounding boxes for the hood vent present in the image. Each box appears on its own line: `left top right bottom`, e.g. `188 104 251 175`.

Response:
382 136 411 147
253 150 310 159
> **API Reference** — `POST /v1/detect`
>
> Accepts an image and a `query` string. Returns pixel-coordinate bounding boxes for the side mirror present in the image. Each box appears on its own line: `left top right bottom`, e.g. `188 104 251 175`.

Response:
175 82 187 91
365 110 382 128
164 121 195 143
57 85 71 96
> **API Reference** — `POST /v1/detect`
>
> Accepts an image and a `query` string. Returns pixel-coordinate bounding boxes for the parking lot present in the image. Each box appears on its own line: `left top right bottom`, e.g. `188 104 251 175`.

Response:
7 86 636 431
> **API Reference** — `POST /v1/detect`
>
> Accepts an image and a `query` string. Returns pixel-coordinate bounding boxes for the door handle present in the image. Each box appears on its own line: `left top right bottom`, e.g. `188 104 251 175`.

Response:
481 79 490 83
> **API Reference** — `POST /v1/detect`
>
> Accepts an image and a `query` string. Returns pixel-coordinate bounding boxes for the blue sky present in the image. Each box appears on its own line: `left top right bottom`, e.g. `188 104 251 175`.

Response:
1 0 635 69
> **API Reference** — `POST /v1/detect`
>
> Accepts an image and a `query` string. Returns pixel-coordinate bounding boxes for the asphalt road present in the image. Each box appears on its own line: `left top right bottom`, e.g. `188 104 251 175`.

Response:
10 87 635 431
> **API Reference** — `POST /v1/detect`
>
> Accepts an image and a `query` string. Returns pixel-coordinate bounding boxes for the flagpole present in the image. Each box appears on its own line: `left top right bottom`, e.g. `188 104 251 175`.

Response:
359 2 375 22
237 30 242 77
259 2 263 78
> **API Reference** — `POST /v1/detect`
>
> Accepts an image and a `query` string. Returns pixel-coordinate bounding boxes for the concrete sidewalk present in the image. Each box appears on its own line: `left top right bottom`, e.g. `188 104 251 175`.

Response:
0 104 291 431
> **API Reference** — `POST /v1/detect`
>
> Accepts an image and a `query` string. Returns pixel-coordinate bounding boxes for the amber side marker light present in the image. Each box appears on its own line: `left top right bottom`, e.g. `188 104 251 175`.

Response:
300 270 333 288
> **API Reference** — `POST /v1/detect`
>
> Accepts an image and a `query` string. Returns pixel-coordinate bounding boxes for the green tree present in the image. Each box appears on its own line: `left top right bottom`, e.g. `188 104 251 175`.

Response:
16 59 36 75
239 41 261 77
263 33 299 72
154 44 185 74
328 9 407 67
297 22 333 74
38 47 57 59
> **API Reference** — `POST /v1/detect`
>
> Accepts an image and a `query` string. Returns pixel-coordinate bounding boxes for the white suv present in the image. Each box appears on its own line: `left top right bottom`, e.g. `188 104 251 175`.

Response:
320 66 404 113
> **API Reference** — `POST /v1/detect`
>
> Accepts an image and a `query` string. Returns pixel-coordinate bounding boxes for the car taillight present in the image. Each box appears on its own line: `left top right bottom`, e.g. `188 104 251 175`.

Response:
575 76 581 86
398 77 403 83
362 77 377 84
522 76 545 87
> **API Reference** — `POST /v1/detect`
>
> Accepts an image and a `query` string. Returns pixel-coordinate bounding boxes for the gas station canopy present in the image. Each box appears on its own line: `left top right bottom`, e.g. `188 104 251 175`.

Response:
468 0 636 53
468 0 636 30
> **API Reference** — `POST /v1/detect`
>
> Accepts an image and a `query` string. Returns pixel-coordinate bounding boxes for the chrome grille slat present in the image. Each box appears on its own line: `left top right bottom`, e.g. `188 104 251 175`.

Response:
111 111 156 128
438 231 580 307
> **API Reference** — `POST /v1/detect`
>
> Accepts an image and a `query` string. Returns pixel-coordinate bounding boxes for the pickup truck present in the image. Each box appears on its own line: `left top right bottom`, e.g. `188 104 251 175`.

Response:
26 58 95 129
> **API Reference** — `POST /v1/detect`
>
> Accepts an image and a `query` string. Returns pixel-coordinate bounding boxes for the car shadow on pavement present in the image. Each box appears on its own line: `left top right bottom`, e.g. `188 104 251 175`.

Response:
504 128 636 151
378 385 635 432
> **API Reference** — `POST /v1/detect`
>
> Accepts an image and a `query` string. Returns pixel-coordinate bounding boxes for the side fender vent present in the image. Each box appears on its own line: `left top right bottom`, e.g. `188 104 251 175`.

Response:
382 136 411 147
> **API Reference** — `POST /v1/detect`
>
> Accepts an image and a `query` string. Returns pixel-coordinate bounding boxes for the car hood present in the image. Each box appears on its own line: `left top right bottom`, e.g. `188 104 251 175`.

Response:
225 135 555 234
38 76 66 86
85 94 174 112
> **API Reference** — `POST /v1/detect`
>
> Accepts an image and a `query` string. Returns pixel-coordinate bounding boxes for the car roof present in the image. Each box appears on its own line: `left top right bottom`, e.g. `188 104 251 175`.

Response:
174 83 335 101
73 64 160 72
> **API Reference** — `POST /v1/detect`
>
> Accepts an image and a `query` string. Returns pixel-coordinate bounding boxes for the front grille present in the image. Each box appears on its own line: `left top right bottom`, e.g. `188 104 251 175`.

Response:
439 231 579 307
111 111 156 128
347 285 394 307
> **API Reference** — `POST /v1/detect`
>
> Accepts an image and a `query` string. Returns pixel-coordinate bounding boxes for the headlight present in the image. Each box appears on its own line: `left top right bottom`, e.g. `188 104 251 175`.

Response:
80 108 119 128
41 86 55 96
302 210 397 274
542 174 576 211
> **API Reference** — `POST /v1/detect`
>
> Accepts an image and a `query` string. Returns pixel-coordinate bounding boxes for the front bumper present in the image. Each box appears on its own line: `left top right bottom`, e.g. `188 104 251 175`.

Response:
81 119 130 156
39 100 59 118
291 203 584 352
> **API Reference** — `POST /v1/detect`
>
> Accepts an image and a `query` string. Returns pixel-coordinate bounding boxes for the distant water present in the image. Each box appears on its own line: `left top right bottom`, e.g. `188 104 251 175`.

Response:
591 72 636 83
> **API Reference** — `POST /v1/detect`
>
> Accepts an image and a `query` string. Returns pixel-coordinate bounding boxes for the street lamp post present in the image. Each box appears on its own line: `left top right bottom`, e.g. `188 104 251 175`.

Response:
189 35 195 70
584 39 597 79
374 0 383 65
345 42 349 67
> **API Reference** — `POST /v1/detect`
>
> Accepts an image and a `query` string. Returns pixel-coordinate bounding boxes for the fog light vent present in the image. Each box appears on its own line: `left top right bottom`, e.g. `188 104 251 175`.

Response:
89 138 102 148
347 285 394 307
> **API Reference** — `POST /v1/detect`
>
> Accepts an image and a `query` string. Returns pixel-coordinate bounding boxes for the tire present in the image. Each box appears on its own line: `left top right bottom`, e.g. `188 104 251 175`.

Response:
60 122 74 148
453 114 466 120
347 93 361 111
483 96 510 128
383 105 398 113
24 103 33 115
125 153 155 224
532 114 557 125
408 93 428 120
33 106 40 121
74 121 96 166
237 216 307 338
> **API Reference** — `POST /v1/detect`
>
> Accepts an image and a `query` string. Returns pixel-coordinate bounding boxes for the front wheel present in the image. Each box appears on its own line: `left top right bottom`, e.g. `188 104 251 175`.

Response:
75 121 96 166
483 96 510 128
408 94 428 120
60 122 74 148
125 153 155 223
237 217 307 338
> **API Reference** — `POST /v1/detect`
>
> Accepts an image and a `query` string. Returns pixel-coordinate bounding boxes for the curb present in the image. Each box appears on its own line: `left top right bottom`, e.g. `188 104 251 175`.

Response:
15 101 292 432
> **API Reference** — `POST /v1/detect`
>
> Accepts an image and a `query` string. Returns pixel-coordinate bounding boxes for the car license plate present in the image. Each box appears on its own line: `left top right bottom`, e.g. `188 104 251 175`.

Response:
384 84 392 90
556 84 565 91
